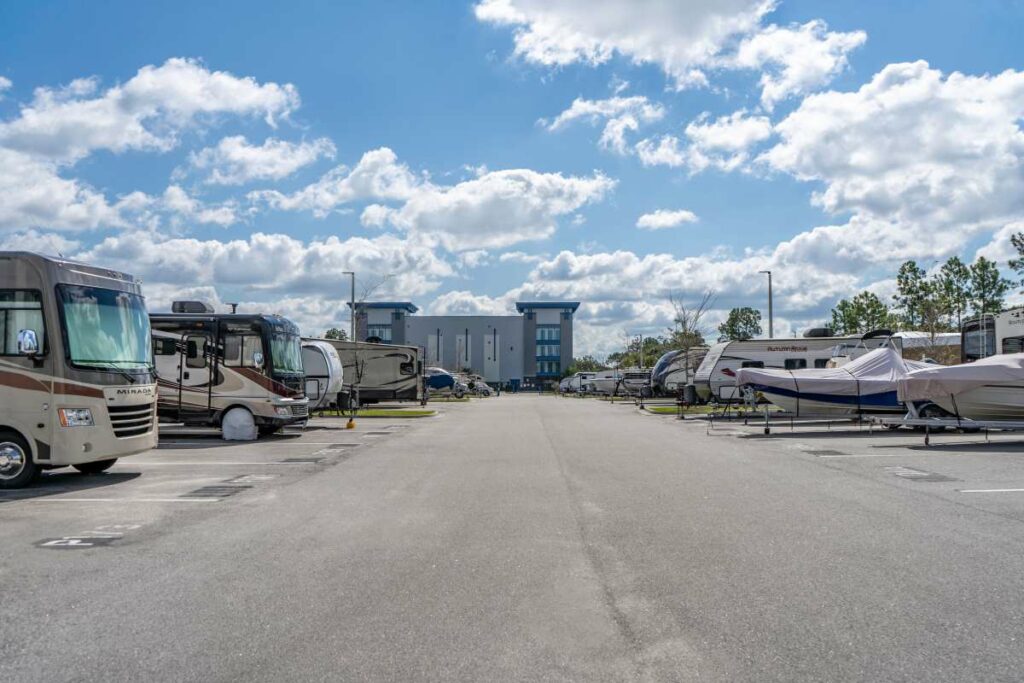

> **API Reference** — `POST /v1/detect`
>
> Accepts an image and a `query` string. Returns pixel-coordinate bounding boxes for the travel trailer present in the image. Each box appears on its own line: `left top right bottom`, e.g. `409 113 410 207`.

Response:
694 331 902 402
151 303 309 436
588 369 622 395
0 252 158 488
735 347 933 417
620 369 652 396
315 339 423 406
650 347 709 396
301 340 345 411
960 307 1024 362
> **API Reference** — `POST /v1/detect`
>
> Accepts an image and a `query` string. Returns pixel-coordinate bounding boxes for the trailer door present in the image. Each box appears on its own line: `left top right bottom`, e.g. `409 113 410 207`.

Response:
177 332 214 421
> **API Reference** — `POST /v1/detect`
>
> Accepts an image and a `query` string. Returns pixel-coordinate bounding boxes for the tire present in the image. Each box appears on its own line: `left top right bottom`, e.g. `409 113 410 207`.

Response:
0 431 39 489
221 407 258 441
73 458 118 474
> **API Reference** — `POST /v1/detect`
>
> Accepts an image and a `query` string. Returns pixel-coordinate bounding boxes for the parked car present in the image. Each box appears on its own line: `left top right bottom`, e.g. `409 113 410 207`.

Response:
425 367 466 398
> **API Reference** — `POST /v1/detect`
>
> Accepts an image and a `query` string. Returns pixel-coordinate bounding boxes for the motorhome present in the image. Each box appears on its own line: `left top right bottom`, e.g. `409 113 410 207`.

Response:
960 307 1024 362
151 303 309 436
301 340 345 411
694 332 902 402
314 338 423 407
0 252 158 488
650 347 709 396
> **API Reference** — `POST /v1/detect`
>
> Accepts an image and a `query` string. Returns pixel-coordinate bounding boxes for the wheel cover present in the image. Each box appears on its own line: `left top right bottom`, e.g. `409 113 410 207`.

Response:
0 441 27 480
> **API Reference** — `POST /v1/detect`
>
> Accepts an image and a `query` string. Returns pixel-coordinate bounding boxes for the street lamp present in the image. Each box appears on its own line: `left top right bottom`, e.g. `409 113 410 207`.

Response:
342 271 355 341
758 270 773 339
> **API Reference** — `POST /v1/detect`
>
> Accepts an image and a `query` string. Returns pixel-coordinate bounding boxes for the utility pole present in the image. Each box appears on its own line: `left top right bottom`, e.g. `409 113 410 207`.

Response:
759 270 774 339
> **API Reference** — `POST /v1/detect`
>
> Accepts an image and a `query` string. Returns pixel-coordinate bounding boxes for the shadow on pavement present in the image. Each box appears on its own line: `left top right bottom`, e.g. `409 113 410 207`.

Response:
0 471 141 503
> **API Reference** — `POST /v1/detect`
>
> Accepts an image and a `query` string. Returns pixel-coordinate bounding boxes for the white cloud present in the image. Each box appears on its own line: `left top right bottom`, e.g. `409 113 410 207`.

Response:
762 61 1024 231
475 0 770 88
637 109 772 173
0 76 11 98
187 135 335 185
457 249 491 268
258 147 616 251
543 95 665 153
161 185 238 226
636 209 698 230
0 229 80 254
0 57 298 165
250 147 422 217
730 20 866 109
476 1 864 104
428 290 512 316
498 250 546 264
74 230 453 303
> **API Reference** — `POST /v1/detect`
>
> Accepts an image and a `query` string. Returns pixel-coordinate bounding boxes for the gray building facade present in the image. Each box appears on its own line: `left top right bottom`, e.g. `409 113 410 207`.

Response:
352 301 579 387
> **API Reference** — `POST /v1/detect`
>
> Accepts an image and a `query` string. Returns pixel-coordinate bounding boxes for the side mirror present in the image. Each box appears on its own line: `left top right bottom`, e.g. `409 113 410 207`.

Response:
253 351 264 368
17 329 40 355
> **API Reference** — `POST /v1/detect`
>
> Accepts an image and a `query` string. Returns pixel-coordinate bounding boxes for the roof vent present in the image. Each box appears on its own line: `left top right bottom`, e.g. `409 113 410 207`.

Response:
172 300 215 314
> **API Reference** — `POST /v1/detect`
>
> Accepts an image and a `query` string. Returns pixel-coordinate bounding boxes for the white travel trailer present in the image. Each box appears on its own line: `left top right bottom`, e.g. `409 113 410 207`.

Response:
562 371 597 393
650 347 709 396
312 339 423 407
960 307 1024 362
301 340 345 411
151 304 309 437
694 332 901 402
588 369 622 395
0 252 158 488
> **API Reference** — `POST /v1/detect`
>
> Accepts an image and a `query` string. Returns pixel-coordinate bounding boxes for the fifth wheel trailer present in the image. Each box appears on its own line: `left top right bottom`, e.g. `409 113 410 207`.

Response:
307 338 423 406
0 252 158 488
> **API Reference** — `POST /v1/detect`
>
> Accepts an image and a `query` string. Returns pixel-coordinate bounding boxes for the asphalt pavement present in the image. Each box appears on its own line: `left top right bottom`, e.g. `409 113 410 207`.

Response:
3 395 1024 681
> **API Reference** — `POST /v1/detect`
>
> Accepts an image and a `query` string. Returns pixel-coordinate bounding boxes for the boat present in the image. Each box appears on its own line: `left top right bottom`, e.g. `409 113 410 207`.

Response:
897 353 1024 420
735 347 934 416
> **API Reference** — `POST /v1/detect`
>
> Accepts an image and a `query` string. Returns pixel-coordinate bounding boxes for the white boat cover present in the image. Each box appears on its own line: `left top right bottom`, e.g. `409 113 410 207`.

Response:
897 353 1024 402
735 348 933 407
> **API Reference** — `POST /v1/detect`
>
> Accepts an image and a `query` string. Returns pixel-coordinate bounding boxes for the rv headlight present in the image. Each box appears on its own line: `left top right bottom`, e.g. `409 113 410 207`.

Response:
274 406 292 417
59 408 94 427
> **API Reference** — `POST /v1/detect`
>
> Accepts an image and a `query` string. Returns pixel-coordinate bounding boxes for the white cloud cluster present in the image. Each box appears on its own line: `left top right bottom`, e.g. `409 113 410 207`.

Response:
0 57 298 164
0 59 299 232
635 209 698 230
0 76 11 98
730 20 866 109
543 95 664 153
428 290 512 316
188 136 335 185
257 147 615 251
637 109 772 173
476 0 864 104
763 61 1024 232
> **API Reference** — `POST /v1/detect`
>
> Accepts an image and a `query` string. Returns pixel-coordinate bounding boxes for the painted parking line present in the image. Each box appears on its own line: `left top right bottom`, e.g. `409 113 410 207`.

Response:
959 488 1024 494
159 441 364 446
815 452 961 459
123 461 324 467
27 497 219 503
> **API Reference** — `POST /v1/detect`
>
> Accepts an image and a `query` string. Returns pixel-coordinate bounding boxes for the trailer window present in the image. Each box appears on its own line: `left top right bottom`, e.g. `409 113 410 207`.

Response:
814 359 830 369
400 361 415 375
740 361 764 368
1003 337 1024 354
153 338 177 355
785 359 808 370
0 290 45 355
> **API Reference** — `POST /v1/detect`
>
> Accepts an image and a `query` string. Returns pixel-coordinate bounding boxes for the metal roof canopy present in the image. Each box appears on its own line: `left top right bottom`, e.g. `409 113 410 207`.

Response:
515 301 580 313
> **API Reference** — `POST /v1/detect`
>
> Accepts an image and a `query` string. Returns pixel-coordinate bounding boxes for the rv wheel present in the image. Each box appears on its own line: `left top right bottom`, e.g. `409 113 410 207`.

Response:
0 431 38 489
73 459 118 474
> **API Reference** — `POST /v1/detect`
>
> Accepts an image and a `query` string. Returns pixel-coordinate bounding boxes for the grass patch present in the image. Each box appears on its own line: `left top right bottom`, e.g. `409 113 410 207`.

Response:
643 405 714 415
430 396 472 403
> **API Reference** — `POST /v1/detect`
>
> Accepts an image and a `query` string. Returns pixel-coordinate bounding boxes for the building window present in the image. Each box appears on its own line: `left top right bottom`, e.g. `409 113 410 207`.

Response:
535 343 560 358
536 360 560 376
367 324 392 342
536 325 560 342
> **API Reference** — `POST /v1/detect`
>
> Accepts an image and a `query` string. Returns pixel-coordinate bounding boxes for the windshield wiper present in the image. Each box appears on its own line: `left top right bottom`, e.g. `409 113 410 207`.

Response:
74 360 145 383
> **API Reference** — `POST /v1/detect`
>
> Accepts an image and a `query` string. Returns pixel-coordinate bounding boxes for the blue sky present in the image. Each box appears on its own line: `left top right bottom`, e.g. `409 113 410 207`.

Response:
1 0 1023 356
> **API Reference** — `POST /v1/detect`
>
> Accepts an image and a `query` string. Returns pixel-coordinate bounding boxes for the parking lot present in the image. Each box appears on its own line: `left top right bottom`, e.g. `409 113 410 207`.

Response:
4 395 1024 681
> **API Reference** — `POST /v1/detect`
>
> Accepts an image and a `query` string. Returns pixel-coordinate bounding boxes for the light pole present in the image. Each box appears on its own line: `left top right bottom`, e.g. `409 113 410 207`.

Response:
759 270 773 339
342 271 355 341
342 271 356 428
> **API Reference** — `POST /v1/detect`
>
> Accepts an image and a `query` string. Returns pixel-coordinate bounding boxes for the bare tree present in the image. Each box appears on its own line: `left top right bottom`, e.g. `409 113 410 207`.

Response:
347 273 395 416
667 290 715 385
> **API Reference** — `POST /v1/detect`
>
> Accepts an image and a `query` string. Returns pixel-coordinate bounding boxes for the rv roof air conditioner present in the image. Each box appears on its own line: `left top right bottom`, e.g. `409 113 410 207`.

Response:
172 300 216 314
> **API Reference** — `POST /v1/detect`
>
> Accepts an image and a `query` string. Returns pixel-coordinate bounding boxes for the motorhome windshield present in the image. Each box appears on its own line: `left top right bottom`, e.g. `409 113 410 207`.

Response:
57 285 151 369
270 331 304 374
